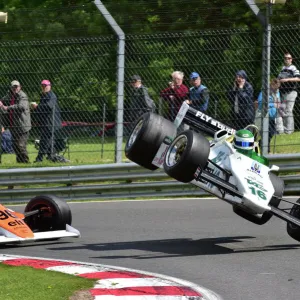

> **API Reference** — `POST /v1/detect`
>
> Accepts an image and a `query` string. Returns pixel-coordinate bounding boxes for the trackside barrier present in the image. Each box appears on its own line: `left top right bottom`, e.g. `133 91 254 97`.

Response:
0 154 299 203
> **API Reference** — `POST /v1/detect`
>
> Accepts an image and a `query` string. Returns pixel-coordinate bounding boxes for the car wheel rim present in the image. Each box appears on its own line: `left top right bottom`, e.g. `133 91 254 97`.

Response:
128 120 143 148
26 202 57 231
165 135 187 167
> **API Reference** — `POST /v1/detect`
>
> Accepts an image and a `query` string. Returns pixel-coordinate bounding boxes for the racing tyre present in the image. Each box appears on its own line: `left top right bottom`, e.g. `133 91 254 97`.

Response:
125 113 177 170
233 172 284 225
24 195 72 232
163 130 210 183
287 198 300 242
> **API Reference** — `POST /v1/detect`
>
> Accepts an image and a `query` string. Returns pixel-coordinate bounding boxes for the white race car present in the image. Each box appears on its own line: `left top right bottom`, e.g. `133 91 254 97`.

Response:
125 102 300 242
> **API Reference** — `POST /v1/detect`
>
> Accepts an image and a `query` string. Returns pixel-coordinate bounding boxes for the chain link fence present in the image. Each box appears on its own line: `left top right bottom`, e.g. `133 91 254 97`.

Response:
0 37 118 163
1 24 300 164
124 24 300 155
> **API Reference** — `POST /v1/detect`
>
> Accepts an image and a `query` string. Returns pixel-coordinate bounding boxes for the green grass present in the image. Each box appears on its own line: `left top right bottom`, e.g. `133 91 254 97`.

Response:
0 264 96 300
270 131 300 154
0 137 129 168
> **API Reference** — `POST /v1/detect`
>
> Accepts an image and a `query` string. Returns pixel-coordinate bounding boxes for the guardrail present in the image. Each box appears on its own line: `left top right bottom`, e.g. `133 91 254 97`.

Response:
0 153 300 203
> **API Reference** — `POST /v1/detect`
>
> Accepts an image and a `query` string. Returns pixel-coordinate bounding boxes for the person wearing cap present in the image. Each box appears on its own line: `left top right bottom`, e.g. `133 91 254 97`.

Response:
227 70 254 129
277 52 300 134
186 72 209 112
0 80 31 163
160 71 189 121
32 80 63 162
125 75 156 134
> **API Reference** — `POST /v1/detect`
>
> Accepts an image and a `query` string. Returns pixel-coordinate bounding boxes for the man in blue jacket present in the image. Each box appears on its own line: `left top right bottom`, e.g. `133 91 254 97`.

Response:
186 72 209 112
256 78 281 153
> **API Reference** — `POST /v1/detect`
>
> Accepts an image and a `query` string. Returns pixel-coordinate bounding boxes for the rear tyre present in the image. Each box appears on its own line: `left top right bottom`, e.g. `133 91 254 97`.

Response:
24 195 72 232
233 172 284 225
163 130 210 183
125 113 177 170
287 198 300 242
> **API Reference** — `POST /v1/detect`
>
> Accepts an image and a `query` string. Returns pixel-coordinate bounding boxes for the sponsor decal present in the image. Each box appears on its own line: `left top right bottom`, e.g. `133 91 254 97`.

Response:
152 136 173 167
0 210 17 220
194 167 201 179
251 161 261 174
195 111 236 135
211 151 226 164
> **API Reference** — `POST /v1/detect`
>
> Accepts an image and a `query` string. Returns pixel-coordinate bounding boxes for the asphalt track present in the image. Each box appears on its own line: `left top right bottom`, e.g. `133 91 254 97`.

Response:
2 198 300 300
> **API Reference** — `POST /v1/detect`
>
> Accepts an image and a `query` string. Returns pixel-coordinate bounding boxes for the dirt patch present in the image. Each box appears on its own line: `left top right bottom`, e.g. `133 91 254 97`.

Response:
69 289 93 300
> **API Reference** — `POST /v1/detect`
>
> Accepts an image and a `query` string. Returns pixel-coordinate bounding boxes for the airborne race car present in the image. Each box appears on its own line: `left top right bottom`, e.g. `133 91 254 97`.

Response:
125 102 300 242
0 195 80 244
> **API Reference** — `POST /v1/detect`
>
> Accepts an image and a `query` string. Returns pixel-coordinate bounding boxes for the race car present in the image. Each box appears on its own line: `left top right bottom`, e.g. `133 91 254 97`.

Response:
125 102 300 242
0 195 80 244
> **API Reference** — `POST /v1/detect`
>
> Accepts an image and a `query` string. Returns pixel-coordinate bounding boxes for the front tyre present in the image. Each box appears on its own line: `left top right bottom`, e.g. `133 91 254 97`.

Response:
125 113 177 170
163 130 210 183
287 198 300 242
24 195 72 232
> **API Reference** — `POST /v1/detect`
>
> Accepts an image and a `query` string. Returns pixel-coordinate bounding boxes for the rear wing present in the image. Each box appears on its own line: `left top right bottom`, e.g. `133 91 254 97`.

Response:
153 103 236 168
175 102 236 137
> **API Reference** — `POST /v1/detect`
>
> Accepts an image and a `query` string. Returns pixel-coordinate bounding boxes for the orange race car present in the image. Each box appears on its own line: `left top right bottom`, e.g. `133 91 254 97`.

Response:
0 195 80 244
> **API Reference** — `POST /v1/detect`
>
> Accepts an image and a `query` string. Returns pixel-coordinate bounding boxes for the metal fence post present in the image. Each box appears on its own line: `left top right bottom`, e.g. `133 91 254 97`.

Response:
94 0 125 163
101 103 106 159
261 3 272 155
245 0 270 154
51 104 55 157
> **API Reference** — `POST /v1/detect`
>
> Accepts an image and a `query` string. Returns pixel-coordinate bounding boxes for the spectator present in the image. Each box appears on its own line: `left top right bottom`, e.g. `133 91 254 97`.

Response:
186 72 209 112
227 70 254 129
255 78 281 153
0 80 31 163
277 52 300 134
160 71 189 121
125 75 156 135
128 74 156 118
32 80 63 162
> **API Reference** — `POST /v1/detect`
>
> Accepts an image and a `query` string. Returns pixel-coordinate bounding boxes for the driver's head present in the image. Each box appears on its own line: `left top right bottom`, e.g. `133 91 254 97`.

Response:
233 129 254 150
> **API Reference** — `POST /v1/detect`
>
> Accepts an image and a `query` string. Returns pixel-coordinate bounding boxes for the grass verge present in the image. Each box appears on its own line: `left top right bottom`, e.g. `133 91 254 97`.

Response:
0 264 96 300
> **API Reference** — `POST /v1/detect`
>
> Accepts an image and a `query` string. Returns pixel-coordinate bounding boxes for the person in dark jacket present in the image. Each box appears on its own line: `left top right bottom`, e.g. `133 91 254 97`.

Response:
227 70 254 129
125 75 156 135
32 80 62 162
0 80 31 163
128 75 156 117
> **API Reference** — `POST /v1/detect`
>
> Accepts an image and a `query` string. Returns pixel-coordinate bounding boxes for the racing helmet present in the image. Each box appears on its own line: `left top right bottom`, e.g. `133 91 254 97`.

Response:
233 129 254 150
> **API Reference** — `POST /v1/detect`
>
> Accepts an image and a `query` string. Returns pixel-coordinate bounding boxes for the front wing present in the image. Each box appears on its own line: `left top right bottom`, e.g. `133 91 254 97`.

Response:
0 224 80 244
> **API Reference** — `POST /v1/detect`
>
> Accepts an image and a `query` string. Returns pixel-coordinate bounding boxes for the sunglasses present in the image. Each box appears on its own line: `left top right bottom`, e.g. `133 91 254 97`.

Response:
41 84 48 87
12 85 19 88
284 57 292 60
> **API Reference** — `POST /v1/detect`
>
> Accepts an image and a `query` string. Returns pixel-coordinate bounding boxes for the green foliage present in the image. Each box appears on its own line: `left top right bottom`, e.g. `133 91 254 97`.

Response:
0 0 300 133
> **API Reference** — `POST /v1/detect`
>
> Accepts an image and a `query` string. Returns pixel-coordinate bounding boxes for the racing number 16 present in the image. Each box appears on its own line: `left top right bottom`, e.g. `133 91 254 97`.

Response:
247 179 267 200
248 186 267 200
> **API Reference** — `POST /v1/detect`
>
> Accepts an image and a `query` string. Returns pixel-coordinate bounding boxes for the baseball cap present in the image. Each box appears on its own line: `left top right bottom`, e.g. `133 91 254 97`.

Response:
11 80 20 87
190 72 200 79
41 79 51 86
131 75 141 81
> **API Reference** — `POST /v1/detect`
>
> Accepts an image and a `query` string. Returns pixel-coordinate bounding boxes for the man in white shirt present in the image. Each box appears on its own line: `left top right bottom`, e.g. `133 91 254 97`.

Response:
278 52 300 134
